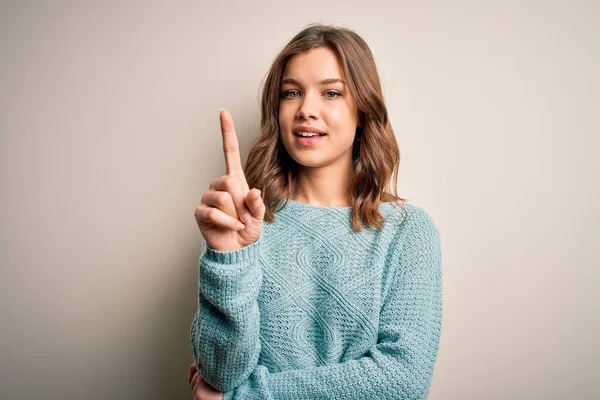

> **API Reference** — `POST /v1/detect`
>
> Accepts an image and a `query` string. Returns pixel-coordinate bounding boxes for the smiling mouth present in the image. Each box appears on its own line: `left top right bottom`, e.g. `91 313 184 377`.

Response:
293 133 327 137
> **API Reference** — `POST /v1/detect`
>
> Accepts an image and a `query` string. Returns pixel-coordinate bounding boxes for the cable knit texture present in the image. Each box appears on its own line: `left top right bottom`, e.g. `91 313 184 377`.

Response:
190 199 443 399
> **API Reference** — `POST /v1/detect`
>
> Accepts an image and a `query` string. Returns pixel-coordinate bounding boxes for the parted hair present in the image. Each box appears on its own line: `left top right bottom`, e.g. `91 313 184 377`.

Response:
245 23 406 232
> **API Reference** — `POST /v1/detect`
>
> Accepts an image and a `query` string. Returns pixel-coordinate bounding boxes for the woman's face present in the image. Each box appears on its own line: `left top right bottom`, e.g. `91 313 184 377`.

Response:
278 47 359 172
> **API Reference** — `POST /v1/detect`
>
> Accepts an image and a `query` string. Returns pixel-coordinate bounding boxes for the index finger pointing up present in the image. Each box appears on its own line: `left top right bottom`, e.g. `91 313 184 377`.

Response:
220 109 243 176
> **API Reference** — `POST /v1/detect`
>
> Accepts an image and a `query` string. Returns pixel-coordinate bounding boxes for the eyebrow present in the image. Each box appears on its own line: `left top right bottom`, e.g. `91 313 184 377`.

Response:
280 78 346 86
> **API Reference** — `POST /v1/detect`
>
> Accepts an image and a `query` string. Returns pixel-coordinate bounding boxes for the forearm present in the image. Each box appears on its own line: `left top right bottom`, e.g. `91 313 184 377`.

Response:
190 239 263 392
224 336 440 400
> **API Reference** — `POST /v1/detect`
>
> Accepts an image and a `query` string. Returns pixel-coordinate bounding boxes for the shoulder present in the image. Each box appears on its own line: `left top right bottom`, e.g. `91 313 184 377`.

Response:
383 202 439 236
385 202 442 261
379 202 442 302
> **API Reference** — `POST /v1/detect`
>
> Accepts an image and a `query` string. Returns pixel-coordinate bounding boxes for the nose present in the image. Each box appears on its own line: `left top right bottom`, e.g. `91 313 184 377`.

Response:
296 91 318 120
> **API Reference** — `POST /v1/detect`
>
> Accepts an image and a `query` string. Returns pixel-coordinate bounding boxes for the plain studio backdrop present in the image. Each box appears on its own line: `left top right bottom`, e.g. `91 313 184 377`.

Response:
1 1 598 399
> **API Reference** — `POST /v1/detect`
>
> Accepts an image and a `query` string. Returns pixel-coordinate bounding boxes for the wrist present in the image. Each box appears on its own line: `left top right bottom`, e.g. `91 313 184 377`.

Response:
205 238 261 265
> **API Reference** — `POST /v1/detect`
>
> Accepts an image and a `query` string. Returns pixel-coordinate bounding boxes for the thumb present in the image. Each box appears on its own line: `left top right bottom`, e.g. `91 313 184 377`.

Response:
245 188 265 221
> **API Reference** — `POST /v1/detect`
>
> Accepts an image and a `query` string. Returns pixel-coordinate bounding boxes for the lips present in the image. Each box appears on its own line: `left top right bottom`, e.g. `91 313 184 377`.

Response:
294 134 326 146
293 126 327 136
294 132 326 137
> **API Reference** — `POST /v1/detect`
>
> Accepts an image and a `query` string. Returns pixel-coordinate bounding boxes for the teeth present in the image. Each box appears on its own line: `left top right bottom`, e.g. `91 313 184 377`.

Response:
297 131 321 137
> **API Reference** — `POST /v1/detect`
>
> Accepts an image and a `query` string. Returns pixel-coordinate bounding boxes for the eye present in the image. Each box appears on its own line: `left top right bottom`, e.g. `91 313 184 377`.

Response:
324 91 341 99
282 90 300 99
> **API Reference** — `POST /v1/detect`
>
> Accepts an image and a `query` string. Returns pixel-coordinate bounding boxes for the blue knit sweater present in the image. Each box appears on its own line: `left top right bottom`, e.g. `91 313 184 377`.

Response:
190 199 443 399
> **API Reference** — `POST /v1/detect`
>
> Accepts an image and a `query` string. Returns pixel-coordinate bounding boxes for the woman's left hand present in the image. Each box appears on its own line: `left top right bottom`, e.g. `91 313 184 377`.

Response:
189 363 224 400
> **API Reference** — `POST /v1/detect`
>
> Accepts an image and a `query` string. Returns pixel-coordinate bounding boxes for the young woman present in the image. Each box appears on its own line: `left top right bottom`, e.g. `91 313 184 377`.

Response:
188 24 443 400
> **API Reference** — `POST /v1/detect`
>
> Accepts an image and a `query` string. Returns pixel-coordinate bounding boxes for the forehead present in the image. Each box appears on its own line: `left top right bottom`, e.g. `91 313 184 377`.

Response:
282 47 344 83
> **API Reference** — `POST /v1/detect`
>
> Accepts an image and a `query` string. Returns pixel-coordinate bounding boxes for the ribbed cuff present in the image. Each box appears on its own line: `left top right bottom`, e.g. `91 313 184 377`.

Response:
204 237 261 265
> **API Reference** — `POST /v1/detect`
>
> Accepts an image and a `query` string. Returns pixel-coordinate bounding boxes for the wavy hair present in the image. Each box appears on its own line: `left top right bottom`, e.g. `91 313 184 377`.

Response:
245 23 406 232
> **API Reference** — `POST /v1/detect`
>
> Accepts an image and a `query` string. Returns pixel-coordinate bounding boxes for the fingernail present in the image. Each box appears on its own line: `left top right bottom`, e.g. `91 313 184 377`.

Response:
236 222 245 230
243 212 252 224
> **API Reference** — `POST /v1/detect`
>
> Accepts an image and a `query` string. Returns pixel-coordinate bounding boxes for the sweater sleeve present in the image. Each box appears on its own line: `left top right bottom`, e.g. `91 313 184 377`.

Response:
223 209 443 400
189 237 263 392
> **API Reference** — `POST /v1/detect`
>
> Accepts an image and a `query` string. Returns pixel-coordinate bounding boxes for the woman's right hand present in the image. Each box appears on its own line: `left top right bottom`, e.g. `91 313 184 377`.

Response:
194 109 265 252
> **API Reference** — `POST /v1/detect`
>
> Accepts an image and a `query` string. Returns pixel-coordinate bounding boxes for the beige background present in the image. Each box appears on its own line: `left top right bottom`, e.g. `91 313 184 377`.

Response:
1 1 598 399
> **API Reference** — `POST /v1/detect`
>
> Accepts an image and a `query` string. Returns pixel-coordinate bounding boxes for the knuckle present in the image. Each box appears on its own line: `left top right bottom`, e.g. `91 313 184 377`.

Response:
200 192 208 204
223 143 238 153
216 191 232 207
209 177 220 190
205 207 217 221
222 175 236 190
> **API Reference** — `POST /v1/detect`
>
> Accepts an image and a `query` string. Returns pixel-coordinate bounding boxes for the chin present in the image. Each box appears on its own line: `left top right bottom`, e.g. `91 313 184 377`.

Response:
296 155 334 169
285 151 318 166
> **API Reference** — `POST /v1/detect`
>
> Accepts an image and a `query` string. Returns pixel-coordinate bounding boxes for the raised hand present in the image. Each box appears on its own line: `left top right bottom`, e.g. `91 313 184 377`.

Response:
194 109 265 252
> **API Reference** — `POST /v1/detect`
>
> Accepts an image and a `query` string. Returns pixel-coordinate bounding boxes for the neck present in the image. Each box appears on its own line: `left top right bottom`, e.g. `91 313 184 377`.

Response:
290 160 353 207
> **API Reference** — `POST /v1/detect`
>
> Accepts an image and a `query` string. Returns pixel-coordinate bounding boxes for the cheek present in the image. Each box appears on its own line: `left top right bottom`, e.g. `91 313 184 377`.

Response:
328 104 358 130
278 104 292 129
